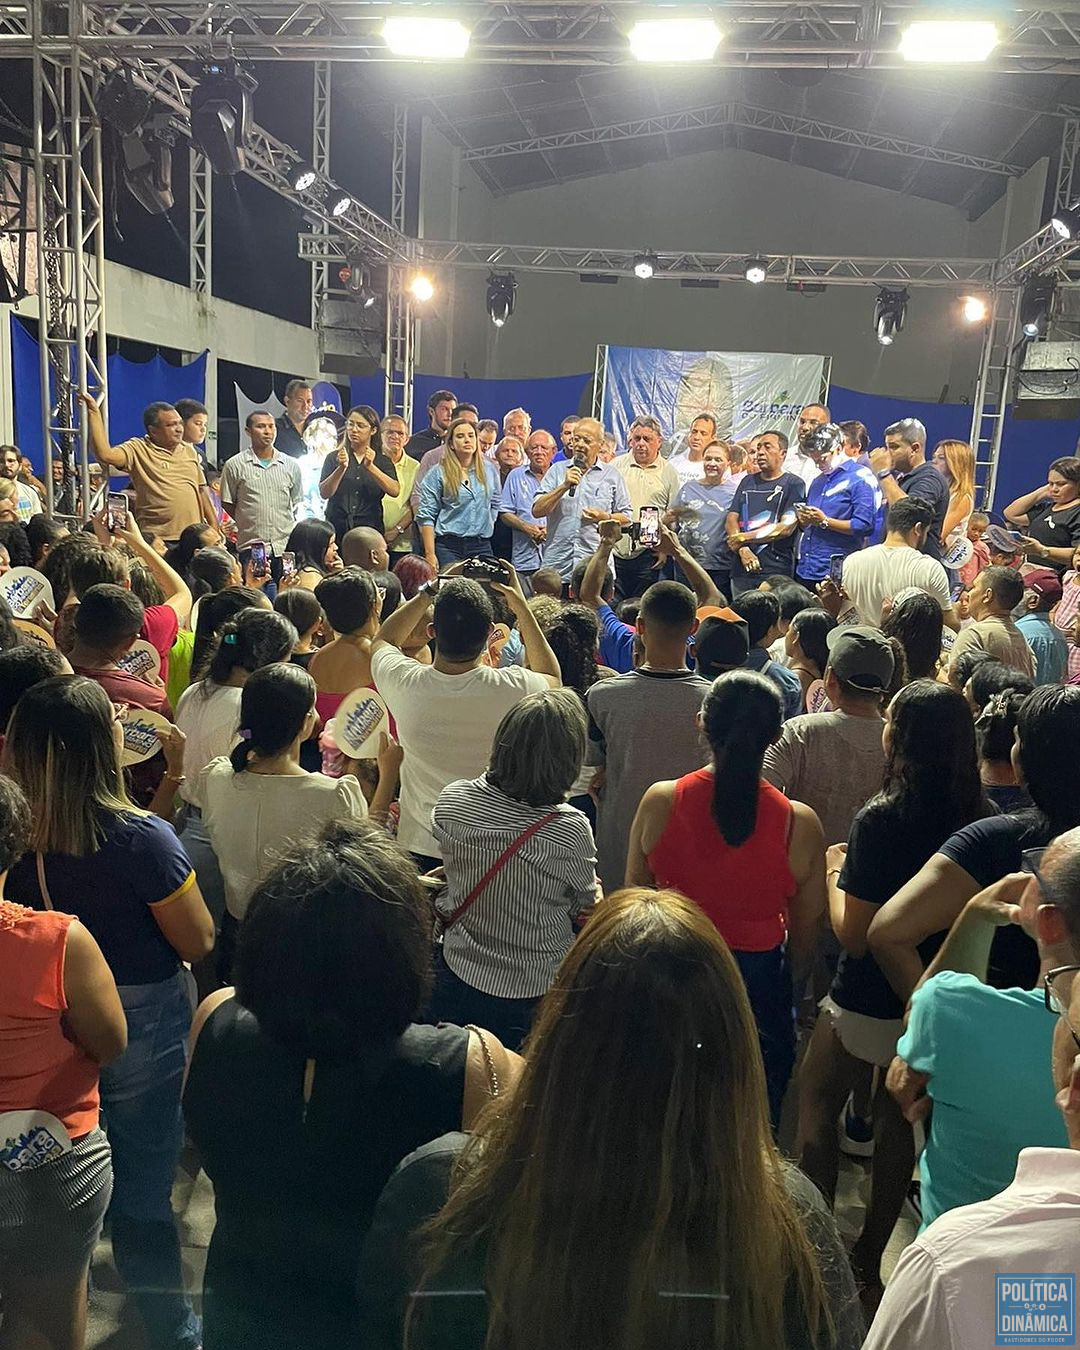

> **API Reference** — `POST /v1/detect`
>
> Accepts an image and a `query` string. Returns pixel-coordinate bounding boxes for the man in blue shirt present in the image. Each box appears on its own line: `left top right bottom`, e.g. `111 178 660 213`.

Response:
532 416 631 586
868 417 949 559
794 423 876 587
1017 568 1069 685
498 429 558 586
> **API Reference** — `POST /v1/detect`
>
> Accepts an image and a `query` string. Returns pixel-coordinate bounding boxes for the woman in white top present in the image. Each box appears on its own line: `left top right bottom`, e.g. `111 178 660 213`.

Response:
932 439 975 576
427 688 599 1051
199 664 370 980
176 606 297 936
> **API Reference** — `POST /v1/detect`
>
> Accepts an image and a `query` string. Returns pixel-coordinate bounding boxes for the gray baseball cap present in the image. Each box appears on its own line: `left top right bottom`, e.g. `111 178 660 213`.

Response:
825 624 895 691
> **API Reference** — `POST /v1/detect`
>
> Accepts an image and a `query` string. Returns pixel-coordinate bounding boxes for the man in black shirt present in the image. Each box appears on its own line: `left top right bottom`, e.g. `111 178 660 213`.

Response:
868 417 948 560
725 431 805 594
405 388 456 461
275 379 313 459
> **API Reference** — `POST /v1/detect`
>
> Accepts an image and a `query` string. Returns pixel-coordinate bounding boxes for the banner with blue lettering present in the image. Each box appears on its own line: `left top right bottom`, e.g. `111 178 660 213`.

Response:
600 345 828 453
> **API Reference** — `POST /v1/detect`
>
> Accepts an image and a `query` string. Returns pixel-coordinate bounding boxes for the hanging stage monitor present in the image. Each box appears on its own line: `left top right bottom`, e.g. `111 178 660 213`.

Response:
597 345 830 456
1014 339 1080 422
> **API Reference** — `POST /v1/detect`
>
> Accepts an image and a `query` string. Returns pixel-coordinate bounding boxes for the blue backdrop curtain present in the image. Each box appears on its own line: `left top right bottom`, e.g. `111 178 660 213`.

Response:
10 316 207 472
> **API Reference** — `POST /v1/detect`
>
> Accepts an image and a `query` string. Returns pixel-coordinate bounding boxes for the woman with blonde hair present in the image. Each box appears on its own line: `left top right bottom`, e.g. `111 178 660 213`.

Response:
416 416 501 571
359 888 863 1350
932 439 976 568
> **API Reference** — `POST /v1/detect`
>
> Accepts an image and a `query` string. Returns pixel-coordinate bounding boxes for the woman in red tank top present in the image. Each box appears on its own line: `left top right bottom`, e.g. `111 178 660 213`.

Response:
627 670 826 1125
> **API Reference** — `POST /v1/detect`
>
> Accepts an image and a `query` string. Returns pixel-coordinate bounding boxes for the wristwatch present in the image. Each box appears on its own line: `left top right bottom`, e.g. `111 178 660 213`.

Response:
876 469 895 481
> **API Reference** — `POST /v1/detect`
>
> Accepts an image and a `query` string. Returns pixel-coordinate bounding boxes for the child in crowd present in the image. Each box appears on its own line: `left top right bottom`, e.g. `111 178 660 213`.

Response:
957 511 990 588
1052 543 1080 685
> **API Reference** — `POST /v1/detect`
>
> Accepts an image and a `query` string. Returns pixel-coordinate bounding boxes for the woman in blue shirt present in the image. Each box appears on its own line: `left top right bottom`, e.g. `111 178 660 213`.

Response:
665 440 743 591
417 418 501 570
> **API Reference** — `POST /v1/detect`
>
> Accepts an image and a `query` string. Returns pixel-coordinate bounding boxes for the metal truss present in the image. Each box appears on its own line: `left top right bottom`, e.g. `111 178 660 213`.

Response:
382 104 411 421
968 289 1021 509
311 61 331 327
464 101 1025 179
1056 118 1080 210
190 152 212 295
11 2 1080 69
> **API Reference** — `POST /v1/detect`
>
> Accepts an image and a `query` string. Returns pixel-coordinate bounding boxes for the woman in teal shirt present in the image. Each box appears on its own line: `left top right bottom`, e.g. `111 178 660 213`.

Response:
417 418 501 570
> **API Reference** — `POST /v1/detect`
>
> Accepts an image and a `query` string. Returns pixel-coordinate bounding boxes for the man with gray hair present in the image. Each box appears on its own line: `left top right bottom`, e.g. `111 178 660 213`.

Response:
502 407 531 443
868 416 948 559
613 414 681 600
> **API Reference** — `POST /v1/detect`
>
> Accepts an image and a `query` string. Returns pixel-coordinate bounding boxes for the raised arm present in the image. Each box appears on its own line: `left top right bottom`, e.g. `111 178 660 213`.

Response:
76 391 128 469
108 510 192 625
1003 484 1050 529
579 521 621 608
492 563 561 685
532 462 580 518
654 523 723 608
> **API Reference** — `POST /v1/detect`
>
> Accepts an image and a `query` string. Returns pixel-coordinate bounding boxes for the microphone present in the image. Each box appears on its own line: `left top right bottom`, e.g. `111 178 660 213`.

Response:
568 452 587 498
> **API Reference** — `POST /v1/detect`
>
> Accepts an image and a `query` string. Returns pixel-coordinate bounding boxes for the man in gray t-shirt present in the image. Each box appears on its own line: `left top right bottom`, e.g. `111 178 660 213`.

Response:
762 626 894 847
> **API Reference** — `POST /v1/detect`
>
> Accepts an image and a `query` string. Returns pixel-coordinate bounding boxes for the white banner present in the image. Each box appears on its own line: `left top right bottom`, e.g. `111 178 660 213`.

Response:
599 345 829 454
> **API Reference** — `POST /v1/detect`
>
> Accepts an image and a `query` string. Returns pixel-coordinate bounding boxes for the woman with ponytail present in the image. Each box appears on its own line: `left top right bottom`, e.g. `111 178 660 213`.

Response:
627 670 827 1125
199 664 370 979
543 603 612 825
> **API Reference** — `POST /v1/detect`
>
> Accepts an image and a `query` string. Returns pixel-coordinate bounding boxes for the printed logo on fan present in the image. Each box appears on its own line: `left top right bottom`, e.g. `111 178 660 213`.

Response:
117 646 157 680
996 1275 1074 1345
2 572 45 614
342 698 383 749
123 716 162 758
0 1123 66 1172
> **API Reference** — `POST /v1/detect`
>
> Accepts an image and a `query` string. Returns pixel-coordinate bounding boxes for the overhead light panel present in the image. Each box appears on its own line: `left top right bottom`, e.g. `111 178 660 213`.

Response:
744 257 768 284
409 273 435 303
1050 199 1080 240
328 189 352 218
289 161 317 192
874 287 908 346
628 17 722 62
961 294 989 324
1020 275 1055 339
382 17 471 58
190 62 255 175
633 250 658 280
899 20 999 63
486 272 516 327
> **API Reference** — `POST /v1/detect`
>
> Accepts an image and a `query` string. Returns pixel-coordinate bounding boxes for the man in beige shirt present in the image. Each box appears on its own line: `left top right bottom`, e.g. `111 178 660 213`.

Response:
78 393 219 545
614 414 681 599
950 564 1037 677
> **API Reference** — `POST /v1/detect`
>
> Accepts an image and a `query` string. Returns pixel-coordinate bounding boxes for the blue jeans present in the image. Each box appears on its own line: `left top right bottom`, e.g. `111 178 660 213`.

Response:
733 946 795 1131
100 970 200 1350
434 533 493 569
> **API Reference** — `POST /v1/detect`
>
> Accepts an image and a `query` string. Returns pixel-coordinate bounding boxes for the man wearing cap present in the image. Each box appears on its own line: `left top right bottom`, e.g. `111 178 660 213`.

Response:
794 424 877 589
693 610 750 679
763 627 891 850
1017 568 1068 685
951 566 1036 678
984 524 1025 569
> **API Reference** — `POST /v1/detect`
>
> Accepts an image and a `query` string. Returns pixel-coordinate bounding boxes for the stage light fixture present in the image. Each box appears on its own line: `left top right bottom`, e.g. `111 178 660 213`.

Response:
382 17 470 57
1050 200 1080 240
121 121 175 216
329 190 352 218
874 287 908 346
409 273 435 303
628 17 722 62
99 69 153 136
744 257 768 284
289 161 317 192
633 251 658 280
486 272 517 327
1020 275 1056 339
190 62 255 175
899 20 998 62
340 258 377 309
961 295 989 324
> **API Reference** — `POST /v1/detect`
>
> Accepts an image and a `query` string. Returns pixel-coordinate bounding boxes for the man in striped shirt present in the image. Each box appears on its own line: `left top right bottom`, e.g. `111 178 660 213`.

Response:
220 411 303 568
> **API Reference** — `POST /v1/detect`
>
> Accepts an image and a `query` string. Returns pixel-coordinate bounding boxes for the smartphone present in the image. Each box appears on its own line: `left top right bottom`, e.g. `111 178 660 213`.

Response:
829 553 845 587
280 551 296 582
107 491 129 533
249 540 269 580
638 505 661 549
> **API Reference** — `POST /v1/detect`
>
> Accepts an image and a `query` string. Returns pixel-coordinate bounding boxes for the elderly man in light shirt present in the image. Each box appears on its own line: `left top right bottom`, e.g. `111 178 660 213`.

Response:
613 414 681 600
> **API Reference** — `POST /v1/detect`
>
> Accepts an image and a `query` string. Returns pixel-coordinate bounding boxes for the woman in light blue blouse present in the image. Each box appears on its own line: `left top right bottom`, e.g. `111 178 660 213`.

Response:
665 439 744 592
417 418 501 570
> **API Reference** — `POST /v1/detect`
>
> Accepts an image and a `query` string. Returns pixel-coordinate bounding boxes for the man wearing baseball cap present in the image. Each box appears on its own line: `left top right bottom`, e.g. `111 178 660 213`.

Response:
693 608 751 678
1017 568 1068 685
763 625 894 851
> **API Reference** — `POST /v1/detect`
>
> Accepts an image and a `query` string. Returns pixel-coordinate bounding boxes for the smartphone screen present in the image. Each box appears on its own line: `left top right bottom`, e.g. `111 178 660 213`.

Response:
281 551 296 581
107 492 128 533
638 505 661 549
829 553 845 587
250 540 269 579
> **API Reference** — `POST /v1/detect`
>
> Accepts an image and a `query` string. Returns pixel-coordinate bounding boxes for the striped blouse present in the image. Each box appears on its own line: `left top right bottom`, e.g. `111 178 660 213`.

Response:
431 776 598 999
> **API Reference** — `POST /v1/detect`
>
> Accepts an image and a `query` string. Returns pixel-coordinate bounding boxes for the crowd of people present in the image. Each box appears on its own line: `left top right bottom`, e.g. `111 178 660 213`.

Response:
2 381 1080 1350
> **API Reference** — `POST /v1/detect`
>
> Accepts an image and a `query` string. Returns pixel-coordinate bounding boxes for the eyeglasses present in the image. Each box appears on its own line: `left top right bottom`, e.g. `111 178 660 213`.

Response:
1045 965 1080 1050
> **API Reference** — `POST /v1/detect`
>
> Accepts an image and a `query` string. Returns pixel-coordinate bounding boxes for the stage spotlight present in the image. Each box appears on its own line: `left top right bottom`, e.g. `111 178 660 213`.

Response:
409 273 435 303
628 17 722 62
486 272 516 327
899 20 998 62
340 259 377 309
382 16 470 58
744 257 768 285
329 190 352 218
1020 275 1056 339
1050 200 1080 240
121 121 174 216
874 287 908 346
190 62 255 175
99 69 152 136
289 161 317 192
633 251 658 280
961 295 989 324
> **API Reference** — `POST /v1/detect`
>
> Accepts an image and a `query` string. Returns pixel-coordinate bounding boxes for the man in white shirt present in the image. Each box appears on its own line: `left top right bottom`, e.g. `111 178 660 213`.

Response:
369 564 561 868
669 413 718 485
834 497 959 630
782 402 832 490
220 410 303 561
614 414 681 600
865 827 1080 1350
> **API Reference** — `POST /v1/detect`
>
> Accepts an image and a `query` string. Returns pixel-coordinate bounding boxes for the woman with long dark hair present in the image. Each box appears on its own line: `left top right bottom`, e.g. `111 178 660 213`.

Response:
627 670 826 1125
319 405 399 544
798 680 991 1307
3 676 214 1350
543 603 610 823
190 585 270 683
785 608 836 709
882 590 944 682
283 518 339 592
359 889 863 1350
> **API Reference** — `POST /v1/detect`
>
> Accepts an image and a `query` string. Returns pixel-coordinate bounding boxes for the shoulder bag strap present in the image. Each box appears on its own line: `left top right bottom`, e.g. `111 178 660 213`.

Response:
36 852 54 911
443 810 559 932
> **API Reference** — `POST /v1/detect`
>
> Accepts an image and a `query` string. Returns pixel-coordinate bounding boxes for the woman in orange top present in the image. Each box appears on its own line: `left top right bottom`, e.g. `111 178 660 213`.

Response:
0 774 127 1350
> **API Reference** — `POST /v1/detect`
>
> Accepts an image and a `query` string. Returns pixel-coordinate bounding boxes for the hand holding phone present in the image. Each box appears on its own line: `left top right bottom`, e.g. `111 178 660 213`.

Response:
281 551 296 582
637 506 661 549
829 553 845 587
249 540 269 580
107 492 129 533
